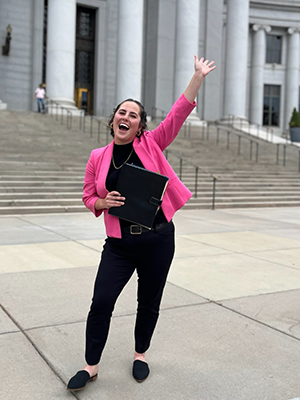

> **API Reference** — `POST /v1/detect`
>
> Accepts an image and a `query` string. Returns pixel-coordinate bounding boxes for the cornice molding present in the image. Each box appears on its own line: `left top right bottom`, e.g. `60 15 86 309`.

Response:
250 1 300 12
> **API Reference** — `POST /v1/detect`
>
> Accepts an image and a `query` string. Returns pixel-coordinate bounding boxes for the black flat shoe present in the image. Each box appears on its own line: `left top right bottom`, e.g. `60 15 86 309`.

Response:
132 360 150 383
67 370 98 392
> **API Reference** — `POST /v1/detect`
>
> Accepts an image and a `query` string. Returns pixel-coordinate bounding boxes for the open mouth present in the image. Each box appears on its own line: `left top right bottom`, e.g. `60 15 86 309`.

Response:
119 123 129 132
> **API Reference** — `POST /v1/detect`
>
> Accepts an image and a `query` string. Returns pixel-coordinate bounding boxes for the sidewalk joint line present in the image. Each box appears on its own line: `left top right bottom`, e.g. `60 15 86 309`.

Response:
212 302 300 343
0 304 80 399
16 215 104 253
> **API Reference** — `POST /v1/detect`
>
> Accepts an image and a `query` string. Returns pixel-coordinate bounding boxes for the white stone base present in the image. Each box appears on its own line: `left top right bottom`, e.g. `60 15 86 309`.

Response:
186 113 207 127
219 115 249 127
46 105 83 117
46 98 83 117
0 100 8 110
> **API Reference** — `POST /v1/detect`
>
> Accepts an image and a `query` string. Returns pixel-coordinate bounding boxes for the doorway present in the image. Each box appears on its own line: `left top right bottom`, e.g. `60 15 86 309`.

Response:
75 6 96 115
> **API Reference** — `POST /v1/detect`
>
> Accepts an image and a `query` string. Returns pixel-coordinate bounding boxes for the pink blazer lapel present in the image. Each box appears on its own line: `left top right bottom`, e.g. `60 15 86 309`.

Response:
98 141 114 192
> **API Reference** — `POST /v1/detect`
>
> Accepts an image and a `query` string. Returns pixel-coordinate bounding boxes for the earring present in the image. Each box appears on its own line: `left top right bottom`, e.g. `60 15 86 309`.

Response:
110 123 113 129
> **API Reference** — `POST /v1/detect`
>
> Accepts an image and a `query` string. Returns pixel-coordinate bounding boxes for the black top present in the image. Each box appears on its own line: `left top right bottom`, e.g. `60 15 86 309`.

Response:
106 142 167 229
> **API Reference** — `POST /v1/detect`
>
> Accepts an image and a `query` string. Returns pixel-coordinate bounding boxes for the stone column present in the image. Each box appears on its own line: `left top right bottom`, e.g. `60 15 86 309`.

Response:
46 0 78 111
174 0 200 100
31 0 44 112
223 0 249 119
116 0 144 103
250 24 271 125
285 27 300 129
174 0 200 122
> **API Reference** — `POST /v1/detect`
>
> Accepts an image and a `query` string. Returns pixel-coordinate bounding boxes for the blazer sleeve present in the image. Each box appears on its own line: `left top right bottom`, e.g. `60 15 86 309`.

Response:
82 151 103 218
146 93 196 151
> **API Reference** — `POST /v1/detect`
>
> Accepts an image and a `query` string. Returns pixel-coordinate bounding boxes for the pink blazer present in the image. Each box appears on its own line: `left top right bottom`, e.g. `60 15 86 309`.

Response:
82 93 195 238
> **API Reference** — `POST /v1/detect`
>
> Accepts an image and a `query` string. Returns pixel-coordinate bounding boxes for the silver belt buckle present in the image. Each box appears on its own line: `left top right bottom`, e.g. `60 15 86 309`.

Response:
130 225 142 235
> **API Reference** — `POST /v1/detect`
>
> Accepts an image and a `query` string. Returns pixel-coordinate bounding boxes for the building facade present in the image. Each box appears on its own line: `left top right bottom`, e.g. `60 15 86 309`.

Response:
0 0 299 133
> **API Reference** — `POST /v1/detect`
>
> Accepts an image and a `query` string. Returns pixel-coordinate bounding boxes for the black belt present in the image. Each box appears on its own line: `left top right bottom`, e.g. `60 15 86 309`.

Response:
122 220 171 235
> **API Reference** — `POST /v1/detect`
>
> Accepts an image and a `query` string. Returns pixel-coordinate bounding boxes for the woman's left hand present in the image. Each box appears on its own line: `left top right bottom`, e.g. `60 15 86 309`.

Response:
194 56 216 77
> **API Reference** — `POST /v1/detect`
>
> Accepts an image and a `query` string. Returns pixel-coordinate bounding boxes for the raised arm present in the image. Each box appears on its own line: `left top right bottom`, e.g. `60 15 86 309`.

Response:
184 56 216 103
146 55 216 150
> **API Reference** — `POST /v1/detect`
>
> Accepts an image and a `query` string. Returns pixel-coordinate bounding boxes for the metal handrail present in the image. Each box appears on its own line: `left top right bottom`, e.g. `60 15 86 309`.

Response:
81 114 110 145
151 106 167 121
224 116 300 171
225 114 275 142
46 99 73 129
210 123 260 162
151 106 191 138
164 148 218 209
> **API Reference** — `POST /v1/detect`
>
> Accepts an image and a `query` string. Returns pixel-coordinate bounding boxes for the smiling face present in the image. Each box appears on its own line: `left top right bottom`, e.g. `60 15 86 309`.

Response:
112 101 142 145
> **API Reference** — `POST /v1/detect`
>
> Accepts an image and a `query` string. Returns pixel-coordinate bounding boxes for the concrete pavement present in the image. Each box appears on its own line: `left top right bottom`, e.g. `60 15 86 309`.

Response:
1 207 300 400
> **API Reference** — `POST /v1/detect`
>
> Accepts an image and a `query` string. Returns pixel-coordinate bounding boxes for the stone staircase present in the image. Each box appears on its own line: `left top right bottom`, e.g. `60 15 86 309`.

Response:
0 110 299 215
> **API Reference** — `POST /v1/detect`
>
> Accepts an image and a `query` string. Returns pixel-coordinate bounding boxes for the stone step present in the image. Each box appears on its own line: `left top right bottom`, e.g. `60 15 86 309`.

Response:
182 177 300 183
1 170 299 178
0 171 85 176
189 195 300 203
2 191 300 201
185 200 300 208
0 181 83 187
0 205 87 215
1 199 299 215
0 187 82 193
0 198 83 207
0 176 83 182
0 192 82 199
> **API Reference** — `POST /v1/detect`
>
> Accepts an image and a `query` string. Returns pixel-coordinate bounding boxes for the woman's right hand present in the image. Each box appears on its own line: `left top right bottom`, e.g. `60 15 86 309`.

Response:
95 191 125 210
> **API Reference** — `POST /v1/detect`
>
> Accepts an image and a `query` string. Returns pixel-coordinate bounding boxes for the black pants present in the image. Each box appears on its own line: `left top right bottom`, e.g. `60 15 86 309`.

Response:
85 221 175 366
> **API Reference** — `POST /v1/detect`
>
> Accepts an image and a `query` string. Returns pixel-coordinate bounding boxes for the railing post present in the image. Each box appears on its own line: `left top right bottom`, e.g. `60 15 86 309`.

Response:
238 135 241 155
179 158 182 179
250 140 253 160
194 166 198 198
283 144 286 166
227 131 230 150
271 128 274 143
90 116 93 138
212 176 217 210
97 121 101 143
216 127 219 144
151 107 155 120
255 142 259 163
276 144 279 165
298 151 300 173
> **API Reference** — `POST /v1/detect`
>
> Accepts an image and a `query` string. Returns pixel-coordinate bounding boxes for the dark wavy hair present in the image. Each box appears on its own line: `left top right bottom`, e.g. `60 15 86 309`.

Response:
108 98 148 138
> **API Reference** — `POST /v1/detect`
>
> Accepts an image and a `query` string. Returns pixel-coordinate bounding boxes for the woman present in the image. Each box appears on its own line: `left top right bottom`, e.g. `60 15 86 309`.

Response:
67 56 216 392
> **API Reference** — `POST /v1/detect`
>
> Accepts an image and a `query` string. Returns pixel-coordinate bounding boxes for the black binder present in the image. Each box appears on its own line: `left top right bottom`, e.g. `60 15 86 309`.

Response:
108 163 169 229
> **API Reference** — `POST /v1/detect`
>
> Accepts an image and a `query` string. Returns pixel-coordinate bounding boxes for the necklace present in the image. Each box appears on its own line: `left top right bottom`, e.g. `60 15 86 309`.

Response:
112 147 134 169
